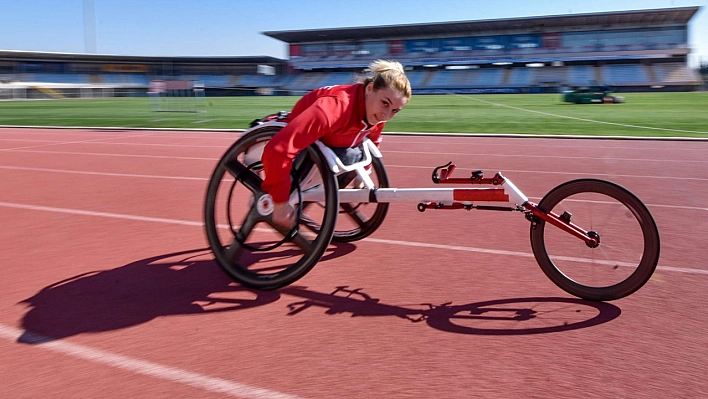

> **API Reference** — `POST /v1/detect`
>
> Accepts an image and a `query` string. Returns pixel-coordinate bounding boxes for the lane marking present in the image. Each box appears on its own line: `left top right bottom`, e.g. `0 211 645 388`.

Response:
0 165 208 181
1 158 707 214
0 201 203 227
4 149 708 183
7 146 708 166
0 128 240 139
6 165 707 213
4 148 215 161
0 324 305 399
381 137 708 149
4 155 708 184
0 137 227 149
383 150 708 164
384 163 708 182
0 132 155 152
0 200 704 276
363 237 708 276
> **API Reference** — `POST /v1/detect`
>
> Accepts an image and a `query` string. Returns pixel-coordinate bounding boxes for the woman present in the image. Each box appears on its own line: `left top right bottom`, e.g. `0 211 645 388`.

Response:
261 59 412 229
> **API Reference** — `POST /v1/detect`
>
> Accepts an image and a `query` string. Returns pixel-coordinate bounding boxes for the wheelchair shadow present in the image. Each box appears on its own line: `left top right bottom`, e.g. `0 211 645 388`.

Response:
17 247 621 343
279 286 621 335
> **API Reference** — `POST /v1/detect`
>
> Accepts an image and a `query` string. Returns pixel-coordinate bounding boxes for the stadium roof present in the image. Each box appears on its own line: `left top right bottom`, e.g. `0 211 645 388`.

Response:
0 50 283 65
263 6 700 43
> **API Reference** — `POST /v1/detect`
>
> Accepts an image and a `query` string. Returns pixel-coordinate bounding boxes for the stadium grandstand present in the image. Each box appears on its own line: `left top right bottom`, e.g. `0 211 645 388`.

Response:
0 6 703 100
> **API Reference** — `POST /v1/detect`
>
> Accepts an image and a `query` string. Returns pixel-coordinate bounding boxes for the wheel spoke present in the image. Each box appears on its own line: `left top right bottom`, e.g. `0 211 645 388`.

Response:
224 212 259 262
298 212 320 234
340 203 367 228
290 231 314 254
224 159 262 193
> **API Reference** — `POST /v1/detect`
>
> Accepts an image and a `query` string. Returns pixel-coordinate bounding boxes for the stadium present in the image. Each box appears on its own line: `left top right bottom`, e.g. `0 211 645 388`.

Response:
0 6 704 100
3 5 708 398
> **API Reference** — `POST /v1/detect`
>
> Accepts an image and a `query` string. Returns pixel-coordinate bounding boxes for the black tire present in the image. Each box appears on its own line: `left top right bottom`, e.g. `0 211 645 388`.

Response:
204 125 339 289
300 156 390 242
530 179 660 301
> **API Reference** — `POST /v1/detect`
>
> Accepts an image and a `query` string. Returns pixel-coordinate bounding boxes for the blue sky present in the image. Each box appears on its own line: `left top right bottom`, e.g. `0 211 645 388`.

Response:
1 0 706 67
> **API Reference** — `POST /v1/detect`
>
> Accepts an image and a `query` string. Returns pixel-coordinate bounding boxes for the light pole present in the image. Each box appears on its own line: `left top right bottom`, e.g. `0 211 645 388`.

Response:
83 0 97 53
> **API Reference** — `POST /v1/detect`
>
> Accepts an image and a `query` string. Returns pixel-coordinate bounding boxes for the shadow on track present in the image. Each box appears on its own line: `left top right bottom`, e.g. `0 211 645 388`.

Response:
17 248 620 343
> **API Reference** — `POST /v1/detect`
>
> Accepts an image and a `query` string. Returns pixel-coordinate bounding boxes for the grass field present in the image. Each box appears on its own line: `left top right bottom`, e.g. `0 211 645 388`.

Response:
1 92 707 137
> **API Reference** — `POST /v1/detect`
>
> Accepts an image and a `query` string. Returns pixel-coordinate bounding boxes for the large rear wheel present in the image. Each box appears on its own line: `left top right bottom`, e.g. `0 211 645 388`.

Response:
204 126 339 289
300 156 390 242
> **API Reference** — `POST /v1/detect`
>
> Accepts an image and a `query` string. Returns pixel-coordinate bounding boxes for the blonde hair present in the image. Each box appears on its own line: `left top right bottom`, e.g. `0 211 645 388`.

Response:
360 59 412 99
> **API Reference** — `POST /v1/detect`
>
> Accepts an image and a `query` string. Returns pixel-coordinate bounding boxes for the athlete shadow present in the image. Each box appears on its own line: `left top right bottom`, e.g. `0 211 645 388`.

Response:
17 246 621 343
17 243 356 344
280 285 622 335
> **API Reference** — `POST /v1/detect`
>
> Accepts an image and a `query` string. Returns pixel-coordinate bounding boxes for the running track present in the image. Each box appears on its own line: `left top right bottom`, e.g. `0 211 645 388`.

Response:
1 127 707 398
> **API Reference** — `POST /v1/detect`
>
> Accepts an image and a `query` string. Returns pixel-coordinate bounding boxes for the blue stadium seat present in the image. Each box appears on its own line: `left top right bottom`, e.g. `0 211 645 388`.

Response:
603 65 650 85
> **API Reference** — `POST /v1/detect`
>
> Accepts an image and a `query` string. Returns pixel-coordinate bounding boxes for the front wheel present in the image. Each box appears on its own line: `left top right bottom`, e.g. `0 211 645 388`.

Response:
530 179 660 301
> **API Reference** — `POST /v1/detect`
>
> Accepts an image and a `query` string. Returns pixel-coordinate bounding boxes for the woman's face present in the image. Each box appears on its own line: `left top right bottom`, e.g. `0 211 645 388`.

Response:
364 82 409 126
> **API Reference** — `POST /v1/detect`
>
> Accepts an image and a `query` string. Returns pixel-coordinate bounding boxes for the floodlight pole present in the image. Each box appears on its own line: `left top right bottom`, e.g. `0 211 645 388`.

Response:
83 0 97 54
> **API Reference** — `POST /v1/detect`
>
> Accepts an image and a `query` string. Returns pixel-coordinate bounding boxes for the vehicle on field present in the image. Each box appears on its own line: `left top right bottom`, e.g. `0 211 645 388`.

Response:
562 85 624 104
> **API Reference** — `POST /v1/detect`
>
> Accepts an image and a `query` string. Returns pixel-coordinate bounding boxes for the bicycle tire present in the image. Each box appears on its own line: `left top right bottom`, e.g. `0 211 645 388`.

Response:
530 179 660 301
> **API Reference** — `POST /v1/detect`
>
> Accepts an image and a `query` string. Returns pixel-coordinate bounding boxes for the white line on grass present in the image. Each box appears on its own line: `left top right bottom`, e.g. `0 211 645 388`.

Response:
457 94 708 135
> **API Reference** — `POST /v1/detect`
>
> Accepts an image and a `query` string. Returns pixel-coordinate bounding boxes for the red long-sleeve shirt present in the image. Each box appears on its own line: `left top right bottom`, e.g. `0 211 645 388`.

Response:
261 83 384 202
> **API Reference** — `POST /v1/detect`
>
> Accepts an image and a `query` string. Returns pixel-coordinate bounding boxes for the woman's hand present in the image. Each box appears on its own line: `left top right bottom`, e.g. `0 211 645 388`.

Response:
272 202 296 230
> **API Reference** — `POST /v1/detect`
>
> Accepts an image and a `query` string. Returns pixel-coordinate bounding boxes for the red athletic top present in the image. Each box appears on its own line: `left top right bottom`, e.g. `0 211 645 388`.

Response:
261 83 384 202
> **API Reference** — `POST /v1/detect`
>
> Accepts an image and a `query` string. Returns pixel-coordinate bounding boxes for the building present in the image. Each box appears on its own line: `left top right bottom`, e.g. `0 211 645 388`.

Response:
263 6 703 94
0 6 703 99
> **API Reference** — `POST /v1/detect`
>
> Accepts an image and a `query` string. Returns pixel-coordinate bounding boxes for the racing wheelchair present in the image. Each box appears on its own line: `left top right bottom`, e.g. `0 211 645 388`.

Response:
204 115 660 301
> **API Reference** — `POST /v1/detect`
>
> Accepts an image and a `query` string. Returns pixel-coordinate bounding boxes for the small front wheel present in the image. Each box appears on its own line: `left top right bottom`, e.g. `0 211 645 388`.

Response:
530 179 660 301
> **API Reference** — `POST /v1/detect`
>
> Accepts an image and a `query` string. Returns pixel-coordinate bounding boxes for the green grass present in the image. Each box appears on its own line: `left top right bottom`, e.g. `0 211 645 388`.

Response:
1 92 707 137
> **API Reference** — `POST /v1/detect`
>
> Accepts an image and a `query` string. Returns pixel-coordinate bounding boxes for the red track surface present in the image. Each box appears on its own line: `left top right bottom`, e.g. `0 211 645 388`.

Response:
1 127 707 398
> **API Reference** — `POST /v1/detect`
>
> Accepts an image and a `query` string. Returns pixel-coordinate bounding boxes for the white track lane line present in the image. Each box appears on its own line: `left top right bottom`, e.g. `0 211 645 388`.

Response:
0 324 305 399
0 162 707 213
2 164 708 213
0 201 203 226
8 146 708 164
384 164 708 182
0 131 156 152
0 200 705 276
5 148 708 182
0 137 228 149
0 165 208 181
382 149 708 164
5 148 215 161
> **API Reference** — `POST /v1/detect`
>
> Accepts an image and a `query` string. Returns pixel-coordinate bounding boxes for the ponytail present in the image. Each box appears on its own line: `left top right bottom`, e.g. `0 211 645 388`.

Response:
360 59 411 99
